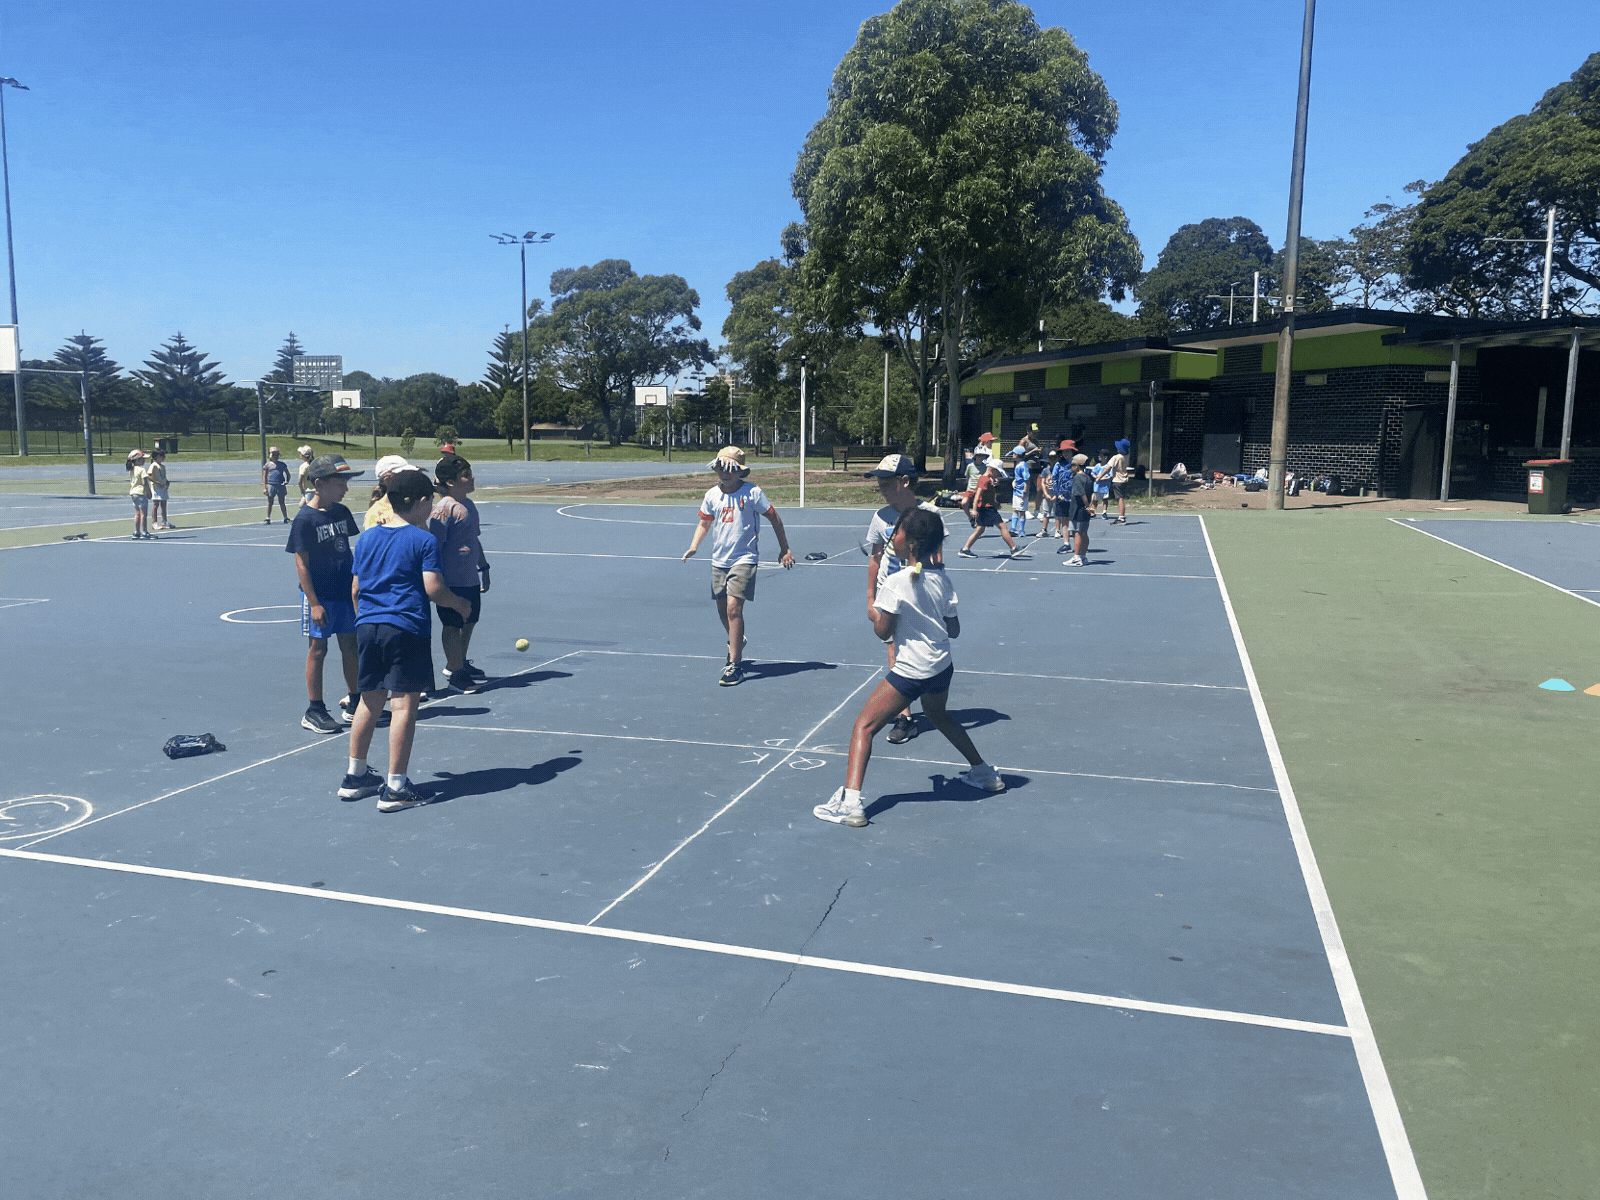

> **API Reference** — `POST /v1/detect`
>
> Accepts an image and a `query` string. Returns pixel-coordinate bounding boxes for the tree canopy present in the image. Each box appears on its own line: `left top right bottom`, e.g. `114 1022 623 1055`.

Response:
1404 51 1600 316
133 333 229 422
1135 217 1275 332
532 259 711 445
792 0 1140 473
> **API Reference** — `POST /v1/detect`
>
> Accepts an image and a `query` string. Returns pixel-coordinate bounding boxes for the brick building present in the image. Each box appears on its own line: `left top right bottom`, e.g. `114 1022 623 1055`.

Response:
963 310 1600 499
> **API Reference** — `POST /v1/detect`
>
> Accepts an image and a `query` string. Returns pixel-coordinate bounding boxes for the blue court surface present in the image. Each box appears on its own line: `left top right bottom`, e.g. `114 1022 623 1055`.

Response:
1 505 1420 1198
1396 516 1600 603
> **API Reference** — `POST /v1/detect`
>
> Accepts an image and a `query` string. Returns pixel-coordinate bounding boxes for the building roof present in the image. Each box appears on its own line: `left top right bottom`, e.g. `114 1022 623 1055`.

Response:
982 337 1214 373
1165 307 1448 350
1381 315 1600 350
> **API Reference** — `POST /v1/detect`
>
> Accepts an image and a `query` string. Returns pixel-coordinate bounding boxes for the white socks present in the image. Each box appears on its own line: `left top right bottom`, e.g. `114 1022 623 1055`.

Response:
844 788 862 806
387 773 408 791
349 757 366 776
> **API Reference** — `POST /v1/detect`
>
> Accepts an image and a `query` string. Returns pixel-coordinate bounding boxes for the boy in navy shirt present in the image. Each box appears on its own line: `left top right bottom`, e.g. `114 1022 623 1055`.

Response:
286 455 364 734
340 469 472 812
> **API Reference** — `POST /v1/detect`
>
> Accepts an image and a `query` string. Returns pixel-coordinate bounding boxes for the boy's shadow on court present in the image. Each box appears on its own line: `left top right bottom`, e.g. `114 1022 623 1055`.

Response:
421 754 583 804
865 772 1029 820
479 669 573 693
900 707 1010 736
740 660 837 681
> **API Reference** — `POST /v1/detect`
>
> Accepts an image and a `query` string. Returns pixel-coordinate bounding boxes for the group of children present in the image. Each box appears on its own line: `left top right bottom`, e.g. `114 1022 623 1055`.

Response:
682 448 1005 829
955 431 1133 567
124 448 172 538
284 451 490 813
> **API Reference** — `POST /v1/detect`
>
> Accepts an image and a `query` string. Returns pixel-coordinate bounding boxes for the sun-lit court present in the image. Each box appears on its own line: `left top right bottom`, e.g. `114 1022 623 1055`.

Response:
2 500 1438 1198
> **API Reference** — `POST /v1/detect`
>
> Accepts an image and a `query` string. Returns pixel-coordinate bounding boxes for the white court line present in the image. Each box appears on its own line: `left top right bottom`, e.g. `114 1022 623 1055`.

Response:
1200 515 1427 1198
491 548 1212 579
554 503 877 528
586 667 884 925
0 845 1352 1039
1390 517 1600 611
553 648 1246 691
0 597 49 611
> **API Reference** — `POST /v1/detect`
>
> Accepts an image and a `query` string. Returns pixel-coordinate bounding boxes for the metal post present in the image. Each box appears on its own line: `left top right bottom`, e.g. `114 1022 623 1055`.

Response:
882 350 889 444
1440 339 1460 501
1 82 24 456
799 360 807 509
1149 381 1158 498
520 241 530 462
257 381 268 468
1252 271 1262 323
1268 0 1317 511
80 369 94 494
1541 206 1556 320
1559 327 1580 461
1535 385 1548 451
932 381 939 465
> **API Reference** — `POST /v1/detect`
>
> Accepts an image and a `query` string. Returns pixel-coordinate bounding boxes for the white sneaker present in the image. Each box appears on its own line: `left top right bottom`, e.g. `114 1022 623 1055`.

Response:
1065 554 1084 566
957 763 1005 793
813 787 867 827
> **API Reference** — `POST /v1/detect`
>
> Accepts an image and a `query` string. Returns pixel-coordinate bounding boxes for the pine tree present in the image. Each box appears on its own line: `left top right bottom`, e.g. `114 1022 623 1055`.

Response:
269 332 304 384
482 328 523 398
133 333 228 428
48 333 130 420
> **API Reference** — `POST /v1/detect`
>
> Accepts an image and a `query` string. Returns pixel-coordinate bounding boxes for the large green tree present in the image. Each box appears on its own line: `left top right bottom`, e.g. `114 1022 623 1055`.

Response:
792 0 1139 476
532 259 711 445
1404 52 1600 316
1135 217 1275 332
133 333 228 427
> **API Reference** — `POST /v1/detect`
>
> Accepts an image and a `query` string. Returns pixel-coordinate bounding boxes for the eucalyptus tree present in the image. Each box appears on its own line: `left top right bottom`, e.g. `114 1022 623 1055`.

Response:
792 0 1139 476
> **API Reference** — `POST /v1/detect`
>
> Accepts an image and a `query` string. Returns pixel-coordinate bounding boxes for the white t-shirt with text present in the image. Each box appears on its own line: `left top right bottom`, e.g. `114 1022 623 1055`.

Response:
699 482 773 568
867 501 941 590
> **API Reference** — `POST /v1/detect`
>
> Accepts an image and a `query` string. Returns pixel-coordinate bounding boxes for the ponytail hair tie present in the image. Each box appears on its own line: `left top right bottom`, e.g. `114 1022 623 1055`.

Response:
910 561 923 578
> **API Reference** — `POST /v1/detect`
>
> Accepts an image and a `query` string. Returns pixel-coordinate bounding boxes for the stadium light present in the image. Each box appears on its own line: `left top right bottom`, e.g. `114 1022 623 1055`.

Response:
1 77 28 455
492 231 556 462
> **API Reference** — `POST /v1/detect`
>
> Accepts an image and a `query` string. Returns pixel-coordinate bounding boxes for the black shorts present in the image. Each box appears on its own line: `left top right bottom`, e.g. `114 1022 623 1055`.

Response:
885 662 954 701
975 506 1003 528
356 622 434 695
1111 480 1127 501
436 585 481 628
1053 498 1073 519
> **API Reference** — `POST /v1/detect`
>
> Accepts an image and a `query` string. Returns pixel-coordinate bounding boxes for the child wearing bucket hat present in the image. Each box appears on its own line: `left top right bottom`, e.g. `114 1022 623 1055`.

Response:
682 447 794 686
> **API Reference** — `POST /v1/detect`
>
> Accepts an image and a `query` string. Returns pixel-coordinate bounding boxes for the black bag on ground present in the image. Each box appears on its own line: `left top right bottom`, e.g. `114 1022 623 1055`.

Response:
163 733 226 760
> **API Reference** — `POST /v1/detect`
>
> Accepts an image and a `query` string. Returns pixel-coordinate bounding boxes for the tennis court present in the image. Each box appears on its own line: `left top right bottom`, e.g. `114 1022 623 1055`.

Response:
3 502 1424 1197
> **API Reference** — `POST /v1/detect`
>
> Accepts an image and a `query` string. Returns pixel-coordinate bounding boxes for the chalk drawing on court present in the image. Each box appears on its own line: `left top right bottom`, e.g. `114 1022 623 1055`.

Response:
0 795 93 840
0 597 50 611
220 605 299 624
1538 678 1576 691
788 756 828 771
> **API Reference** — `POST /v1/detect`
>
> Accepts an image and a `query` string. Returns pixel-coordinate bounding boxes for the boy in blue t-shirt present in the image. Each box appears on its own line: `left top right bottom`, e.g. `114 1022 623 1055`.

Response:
340 469 472 813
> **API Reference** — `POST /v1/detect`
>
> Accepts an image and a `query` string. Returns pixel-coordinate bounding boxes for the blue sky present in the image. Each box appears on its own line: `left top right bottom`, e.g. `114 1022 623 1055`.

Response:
2 0 1596 387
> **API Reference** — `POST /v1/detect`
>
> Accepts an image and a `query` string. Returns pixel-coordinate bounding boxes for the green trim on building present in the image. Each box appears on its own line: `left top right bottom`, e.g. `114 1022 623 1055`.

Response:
964 371 1016 396
1102 358 1140 384
1171 352 1217 380
1045 364 1071 389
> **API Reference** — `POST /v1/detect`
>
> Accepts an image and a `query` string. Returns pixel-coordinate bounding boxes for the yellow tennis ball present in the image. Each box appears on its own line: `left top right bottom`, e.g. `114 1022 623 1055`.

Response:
515 639 530 652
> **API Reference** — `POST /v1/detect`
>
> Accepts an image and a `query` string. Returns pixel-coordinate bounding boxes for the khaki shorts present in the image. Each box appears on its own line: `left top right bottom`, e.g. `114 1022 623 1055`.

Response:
711 562 757 601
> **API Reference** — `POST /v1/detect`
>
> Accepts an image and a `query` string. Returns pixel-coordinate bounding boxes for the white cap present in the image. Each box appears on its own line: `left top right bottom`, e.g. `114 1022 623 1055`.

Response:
374 455 413 477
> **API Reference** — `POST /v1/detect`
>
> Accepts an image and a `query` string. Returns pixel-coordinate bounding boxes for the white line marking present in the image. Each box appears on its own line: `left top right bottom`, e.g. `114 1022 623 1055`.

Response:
1390 517 1600 610
1200 514 1427 1198
17 739 343 848
0 845 1352 1039
488 548 1212 579
587 668 884 924
220 605 301 623
0 597 49 610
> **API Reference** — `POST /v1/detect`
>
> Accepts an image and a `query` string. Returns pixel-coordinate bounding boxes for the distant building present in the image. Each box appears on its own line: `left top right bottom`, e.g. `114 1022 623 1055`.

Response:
293 355 343 390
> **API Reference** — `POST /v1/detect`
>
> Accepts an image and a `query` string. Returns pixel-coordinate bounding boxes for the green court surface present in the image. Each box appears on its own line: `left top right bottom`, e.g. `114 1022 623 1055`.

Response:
1205 511 1597 1200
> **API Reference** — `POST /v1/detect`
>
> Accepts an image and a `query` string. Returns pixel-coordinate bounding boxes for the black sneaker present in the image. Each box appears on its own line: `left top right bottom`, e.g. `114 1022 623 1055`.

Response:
376 782 426 812
460 660 487 681
301 705 340 734
886 714 919 744
338 693 358 725
338 766 384 800
719 661 744 687
443 668 481 695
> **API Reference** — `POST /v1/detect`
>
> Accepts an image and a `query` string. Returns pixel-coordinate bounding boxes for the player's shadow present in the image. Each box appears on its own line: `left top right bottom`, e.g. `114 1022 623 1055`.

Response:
416 704 491 720
864 772 1029 820
477 669 573 693
901 707 1010 735
421 754 583 805
740 660 838 681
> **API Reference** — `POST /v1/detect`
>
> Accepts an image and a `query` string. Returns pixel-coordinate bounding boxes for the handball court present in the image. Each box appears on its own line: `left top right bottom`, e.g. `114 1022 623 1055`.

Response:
1 502 1421 1198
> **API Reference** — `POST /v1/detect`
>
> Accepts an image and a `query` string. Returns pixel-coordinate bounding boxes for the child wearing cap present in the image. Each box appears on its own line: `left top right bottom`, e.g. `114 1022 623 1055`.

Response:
126 450 154 540
263 447 291 524
295 445 315 506
1107 438 1132 524
341 468 473 812
1091 447 1113 518
682 447 794 686
863 453 942 744
429 454 491 694
814 507 1004 828
364 455 414 529
287 455 365 734
1063 454 1094 566
957 460 1019 558
1006 451 1030 536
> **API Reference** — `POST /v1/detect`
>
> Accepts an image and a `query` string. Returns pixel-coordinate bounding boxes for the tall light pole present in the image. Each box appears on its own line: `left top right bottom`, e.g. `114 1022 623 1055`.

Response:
1 77 29 455
1267 0 1317 511
492 231 554 462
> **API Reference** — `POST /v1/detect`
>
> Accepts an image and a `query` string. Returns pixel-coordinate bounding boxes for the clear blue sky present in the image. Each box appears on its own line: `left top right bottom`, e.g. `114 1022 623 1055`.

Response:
2 0 1595 386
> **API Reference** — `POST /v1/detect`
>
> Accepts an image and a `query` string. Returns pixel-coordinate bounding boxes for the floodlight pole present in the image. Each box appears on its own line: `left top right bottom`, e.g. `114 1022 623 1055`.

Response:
1268 0 1317 511
79 370 91 491
799 356 807 509
492 232 554 463
882 349 890 443
1541 206 1556 319
1 78 27 455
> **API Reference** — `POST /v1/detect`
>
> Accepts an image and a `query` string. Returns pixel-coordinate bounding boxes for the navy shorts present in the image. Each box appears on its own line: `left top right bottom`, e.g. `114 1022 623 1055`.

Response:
1053 498 1072 519
355 622 434 695
885 662 954 701
302 595 357 638
436 585 481 628
974 506 1003 528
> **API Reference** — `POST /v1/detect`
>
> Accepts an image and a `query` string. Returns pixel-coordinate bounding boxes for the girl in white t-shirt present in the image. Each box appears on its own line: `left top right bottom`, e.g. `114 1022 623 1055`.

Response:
814 509 1004 827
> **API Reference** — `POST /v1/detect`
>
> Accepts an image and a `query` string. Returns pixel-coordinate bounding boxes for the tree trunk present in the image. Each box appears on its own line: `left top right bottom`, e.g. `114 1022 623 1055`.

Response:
941 328 962 485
